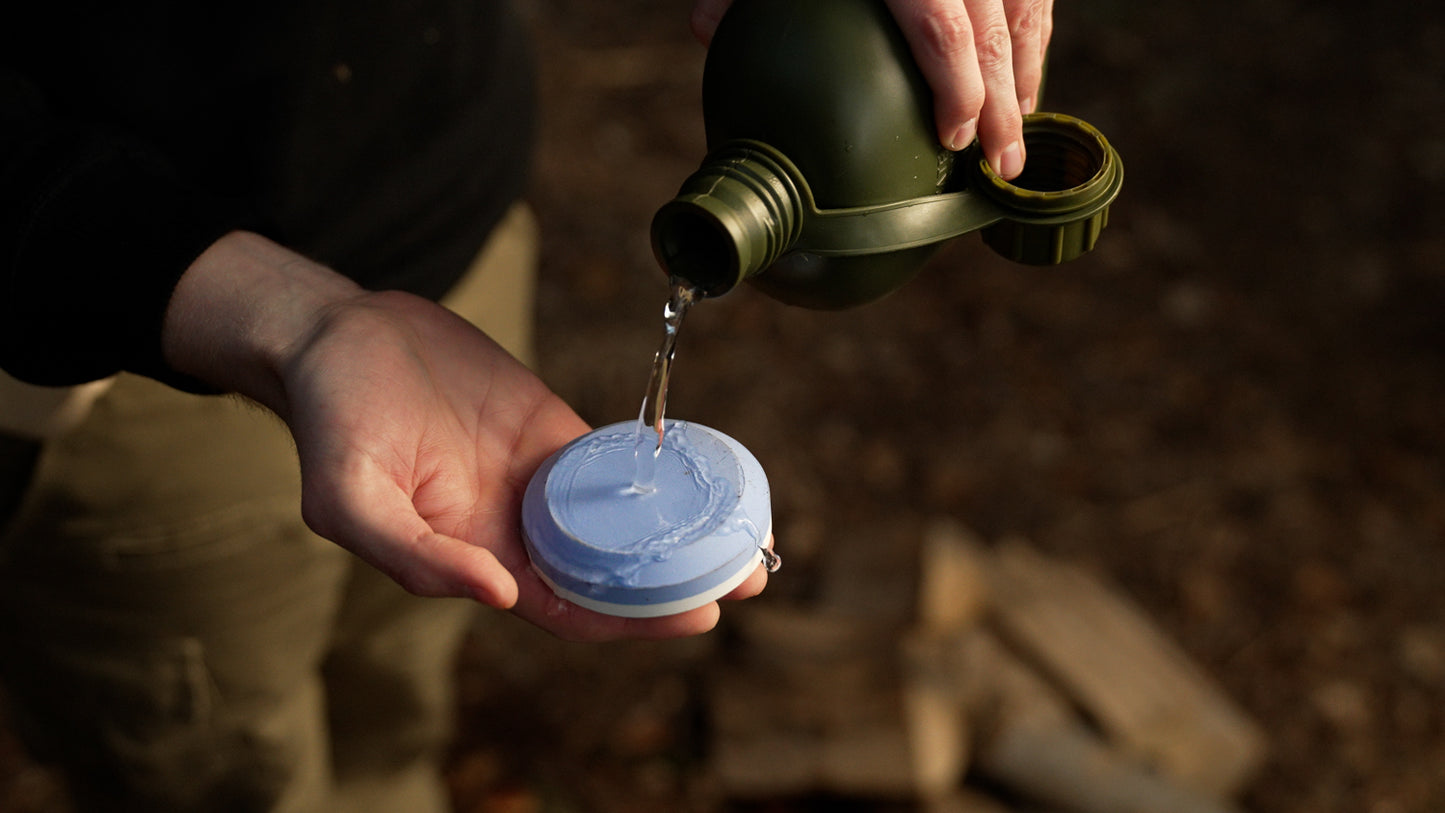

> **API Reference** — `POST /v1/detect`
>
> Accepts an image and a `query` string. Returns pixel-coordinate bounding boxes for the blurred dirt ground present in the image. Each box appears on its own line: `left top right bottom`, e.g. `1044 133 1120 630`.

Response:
5 1 1443 812
478 1 1445 811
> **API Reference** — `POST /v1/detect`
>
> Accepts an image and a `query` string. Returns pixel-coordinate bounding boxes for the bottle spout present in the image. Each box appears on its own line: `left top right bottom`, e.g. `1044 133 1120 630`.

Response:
650 144 804 298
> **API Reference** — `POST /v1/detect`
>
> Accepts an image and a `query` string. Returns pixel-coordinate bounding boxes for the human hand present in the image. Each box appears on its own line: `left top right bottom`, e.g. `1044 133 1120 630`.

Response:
689 0 1051 180
162 231 769 641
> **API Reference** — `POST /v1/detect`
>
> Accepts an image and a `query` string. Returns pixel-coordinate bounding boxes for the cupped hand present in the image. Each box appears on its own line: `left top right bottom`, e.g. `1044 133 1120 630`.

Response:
280 291 770 641
163 231 768 642
690 0 1051 180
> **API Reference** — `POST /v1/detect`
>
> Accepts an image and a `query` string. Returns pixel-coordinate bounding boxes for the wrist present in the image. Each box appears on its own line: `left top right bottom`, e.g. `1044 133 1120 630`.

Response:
161 231 363 415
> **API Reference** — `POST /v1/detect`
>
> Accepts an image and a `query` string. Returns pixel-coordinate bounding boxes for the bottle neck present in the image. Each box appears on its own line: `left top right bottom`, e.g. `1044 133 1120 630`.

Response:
650 143 803 297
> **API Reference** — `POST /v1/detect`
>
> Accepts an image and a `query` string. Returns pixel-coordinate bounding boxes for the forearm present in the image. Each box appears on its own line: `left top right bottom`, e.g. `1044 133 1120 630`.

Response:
161 230 365 418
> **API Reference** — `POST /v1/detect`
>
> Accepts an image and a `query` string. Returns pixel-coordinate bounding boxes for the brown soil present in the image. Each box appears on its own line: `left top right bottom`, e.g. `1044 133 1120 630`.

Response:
491 2 1445 811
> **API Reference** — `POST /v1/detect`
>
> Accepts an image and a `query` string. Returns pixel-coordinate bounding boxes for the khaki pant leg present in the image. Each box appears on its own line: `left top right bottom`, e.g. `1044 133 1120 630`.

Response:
0 375 349 813
439 201 539 367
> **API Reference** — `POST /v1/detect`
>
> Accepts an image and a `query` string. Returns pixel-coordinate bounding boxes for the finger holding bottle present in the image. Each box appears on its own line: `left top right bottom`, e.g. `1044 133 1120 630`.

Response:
885 0 1027 179
692 0 1052 180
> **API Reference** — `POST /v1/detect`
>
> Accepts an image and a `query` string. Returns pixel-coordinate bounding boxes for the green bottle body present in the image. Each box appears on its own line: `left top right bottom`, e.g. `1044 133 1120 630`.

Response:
708 0 943 309
652 0 1123 308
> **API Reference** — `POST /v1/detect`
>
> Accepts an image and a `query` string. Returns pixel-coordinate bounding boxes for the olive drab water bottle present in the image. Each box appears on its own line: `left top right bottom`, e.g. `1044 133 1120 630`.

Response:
651 0 1124 309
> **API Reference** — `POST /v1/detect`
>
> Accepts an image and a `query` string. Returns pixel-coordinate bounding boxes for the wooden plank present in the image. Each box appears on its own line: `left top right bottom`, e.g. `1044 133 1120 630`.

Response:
897 631 972 797
966 630 1241 813
711 667 968 800
979 720 1243 813
916 518 993 633
711 604 970 799
984 539 1266 797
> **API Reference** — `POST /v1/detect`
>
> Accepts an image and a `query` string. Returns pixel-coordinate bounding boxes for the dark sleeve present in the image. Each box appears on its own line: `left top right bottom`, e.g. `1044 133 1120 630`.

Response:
0 68 252 389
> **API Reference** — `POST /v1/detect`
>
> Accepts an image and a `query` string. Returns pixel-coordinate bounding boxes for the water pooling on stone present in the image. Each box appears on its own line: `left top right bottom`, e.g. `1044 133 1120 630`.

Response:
551 421 736 585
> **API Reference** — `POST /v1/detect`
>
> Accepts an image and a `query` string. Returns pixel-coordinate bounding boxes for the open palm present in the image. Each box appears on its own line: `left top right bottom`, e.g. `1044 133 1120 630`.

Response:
277 291 765 641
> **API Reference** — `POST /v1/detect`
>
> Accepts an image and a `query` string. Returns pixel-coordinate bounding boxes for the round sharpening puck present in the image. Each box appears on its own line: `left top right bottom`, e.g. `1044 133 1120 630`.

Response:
521 420 772 618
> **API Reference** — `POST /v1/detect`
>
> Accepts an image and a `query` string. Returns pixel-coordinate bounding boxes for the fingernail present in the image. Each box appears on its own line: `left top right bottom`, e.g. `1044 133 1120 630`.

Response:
948 118 978 151
1020 96 1036 115
997 141 1024 179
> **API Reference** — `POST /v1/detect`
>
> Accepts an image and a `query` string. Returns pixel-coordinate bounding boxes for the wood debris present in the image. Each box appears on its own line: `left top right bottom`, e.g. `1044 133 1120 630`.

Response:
708 518 1266 812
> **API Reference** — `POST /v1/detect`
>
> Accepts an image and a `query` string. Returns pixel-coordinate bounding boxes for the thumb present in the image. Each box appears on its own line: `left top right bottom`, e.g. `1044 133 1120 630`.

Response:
391 529 522 609
301 469 521 608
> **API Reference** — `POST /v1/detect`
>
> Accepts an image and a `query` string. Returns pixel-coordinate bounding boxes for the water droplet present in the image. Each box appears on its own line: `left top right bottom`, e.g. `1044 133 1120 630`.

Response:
761 547 782 573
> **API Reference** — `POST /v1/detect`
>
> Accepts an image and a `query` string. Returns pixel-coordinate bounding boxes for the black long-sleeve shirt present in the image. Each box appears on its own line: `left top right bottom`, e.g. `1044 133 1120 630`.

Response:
0 0 535 386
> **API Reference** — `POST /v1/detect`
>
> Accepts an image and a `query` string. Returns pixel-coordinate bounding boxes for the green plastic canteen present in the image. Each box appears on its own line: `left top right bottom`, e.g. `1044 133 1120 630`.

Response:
651 0 1124 309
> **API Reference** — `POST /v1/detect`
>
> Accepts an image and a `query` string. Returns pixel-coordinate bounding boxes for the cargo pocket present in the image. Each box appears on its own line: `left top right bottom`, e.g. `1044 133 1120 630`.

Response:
8 630 297 812
0 433 40 536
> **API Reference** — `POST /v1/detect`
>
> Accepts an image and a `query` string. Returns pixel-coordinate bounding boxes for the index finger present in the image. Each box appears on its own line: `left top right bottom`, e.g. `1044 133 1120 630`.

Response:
884 0 989 152
1006 0 1053 115
962 0 1026 178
